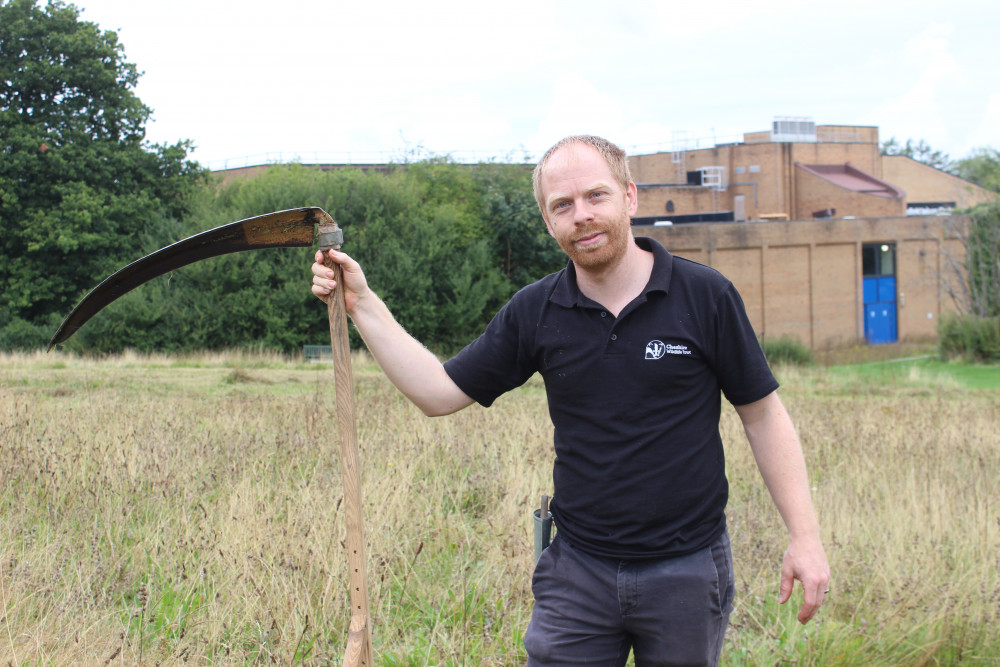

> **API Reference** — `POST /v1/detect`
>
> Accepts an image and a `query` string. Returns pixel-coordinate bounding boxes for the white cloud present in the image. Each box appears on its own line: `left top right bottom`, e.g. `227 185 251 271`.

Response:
963 92 1000 155
868 24 967 149
530 73 628 150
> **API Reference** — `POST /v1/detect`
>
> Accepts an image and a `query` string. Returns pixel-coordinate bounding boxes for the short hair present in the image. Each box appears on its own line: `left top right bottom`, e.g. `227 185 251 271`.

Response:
532 135 633 213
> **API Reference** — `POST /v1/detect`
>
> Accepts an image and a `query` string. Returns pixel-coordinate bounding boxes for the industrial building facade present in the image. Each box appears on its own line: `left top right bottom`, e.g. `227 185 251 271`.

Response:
628 119 994 224
640 215 968 349
626 119 993 349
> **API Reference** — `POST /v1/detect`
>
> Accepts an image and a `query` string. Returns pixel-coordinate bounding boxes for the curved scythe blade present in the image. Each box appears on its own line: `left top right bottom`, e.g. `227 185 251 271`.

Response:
48 206 333 350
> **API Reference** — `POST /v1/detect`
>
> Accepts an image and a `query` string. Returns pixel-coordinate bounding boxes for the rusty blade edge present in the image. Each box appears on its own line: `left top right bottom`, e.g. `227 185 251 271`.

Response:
48 207 334 350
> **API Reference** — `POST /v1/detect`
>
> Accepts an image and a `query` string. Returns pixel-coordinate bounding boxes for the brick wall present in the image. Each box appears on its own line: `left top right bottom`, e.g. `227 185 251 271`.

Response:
630 139 888 221
882 155 997 208
638 215 968 348
793 166 905 220
635 185 720 218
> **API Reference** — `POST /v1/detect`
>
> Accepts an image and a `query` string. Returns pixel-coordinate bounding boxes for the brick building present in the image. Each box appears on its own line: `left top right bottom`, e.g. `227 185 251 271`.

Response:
882 155 997 214
628 118 992 224
640 215 968 349
627 119 994 348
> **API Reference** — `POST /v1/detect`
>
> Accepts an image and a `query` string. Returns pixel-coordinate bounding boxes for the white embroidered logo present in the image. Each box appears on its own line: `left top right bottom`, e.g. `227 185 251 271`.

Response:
645 340 692 359
645 340 666 359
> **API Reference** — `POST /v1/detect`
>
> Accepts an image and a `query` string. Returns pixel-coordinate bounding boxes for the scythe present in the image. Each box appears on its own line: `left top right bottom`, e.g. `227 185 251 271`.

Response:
49 207 374 666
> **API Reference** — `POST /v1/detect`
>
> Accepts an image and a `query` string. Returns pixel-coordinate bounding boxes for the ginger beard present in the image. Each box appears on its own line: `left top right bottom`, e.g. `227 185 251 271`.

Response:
553 214 633 272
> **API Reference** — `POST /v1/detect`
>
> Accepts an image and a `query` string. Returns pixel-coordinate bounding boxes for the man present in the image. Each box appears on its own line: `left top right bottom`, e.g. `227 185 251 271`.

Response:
311 135 830 666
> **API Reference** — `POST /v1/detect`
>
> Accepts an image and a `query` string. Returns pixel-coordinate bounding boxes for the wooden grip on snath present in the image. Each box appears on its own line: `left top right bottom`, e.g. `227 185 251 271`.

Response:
320 224 373 667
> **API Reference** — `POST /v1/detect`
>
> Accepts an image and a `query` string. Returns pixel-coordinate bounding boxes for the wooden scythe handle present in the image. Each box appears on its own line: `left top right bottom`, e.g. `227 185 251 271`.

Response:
323 251 374 667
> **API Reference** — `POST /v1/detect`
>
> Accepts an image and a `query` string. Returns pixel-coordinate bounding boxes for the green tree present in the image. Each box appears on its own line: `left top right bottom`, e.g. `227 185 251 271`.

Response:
963 201 1000 319
0 0 203 342
953 147 1000 193
938 199 1000 362
68 162 518 355
880 137 953 172
472 163 565 287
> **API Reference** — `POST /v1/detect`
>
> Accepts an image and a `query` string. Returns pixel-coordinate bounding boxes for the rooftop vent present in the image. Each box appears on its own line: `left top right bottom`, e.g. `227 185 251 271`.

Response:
772 116 817 143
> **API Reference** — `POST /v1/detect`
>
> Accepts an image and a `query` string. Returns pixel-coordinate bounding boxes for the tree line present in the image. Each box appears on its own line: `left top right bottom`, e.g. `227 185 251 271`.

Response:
2 155 565 354
2 0 998 355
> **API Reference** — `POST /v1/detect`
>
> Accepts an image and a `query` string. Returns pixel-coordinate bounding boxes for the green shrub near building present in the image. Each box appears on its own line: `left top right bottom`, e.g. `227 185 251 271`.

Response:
761 335 814 367
938 313 1000 363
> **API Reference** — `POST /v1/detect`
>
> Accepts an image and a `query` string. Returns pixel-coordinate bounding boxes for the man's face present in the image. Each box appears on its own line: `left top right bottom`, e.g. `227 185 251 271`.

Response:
538 144 638 272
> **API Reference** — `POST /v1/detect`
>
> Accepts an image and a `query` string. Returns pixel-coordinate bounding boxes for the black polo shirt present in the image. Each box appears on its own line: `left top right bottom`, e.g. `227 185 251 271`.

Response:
444 237 778 559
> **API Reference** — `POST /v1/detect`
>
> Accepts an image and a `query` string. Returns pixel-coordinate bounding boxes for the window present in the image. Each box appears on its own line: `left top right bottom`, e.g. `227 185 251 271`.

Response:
862 243 895 277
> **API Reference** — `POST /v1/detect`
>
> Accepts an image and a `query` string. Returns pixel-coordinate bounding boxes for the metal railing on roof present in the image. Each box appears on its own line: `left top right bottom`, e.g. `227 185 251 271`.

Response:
202 148 537 172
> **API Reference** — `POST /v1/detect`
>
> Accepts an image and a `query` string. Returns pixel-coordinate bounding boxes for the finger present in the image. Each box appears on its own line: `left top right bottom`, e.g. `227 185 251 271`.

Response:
798 585 824 623
312 261 331 279
797 579 830 624
313 248 342 277
778 568 794 605
312 273 336 292
798 599 820 624
327 248 359 271
310 283 331 303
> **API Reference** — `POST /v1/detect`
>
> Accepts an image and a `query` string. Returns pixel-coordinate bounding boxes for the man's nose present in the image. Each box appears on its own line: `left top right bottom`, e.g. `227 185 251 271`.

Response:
573 198 595 224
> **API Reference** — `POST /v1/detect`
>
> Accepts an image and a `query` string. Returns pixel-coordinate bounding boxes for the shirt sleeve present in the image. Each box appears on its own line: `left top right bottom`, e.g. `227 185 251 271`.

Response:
443 295 538 407
711 283 780 406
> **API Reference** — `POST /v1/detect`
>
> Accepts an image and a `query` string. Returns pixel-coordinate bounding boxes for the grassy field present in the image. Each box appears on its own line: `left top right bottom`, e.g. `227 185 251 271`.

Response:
1 349 998 665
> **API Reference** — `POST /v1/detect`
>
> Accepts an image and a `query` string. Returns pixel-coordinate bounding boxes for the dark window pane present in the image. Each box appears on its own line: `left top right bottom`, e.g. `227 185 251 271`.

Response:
862 246 877 276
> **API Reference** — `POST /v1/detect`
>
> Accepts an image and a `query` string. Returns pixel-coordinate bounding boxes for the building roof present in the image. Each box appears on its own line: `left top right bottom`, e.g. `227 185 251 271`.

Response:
797 163 905 199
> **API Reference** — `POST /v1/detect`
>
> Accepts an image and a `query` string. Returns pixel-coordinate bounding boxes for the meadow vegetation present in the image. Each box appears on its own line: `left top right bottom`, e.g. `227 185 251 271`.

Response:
1 350 998 665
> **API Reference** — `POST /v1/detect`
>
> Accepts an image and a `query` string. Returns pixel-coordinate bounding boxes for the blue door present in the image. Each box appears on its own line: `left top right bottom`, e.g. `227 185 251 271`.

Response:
862 244 898 345
863 276 897 344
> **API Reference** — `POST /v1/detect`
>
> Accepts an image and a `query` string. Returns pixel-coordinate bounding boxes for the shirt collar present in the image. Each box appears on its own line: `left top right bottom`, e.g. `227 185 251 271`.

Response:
550 236 674 308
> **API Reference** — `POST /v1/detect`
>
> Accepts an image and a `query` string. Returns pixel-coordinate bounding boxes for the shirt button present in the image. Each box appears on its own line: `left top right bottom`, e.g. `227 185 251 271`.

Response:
601 312 608 318
611 334 617 341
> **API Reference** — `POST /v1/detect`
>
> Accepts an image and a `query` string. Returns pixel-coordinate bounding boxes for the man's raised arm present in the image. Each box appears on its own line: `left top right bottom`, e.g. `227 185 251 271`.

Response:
312 248 474 417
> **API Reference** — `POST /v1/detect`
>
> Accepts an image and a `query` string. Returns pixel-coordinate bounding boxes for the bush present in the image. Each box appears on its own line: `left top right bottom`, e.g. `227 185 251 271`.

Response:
938 313 1000 363
36 160 561 355
962 201 1000 318
0 310 60 351
760 335 813 366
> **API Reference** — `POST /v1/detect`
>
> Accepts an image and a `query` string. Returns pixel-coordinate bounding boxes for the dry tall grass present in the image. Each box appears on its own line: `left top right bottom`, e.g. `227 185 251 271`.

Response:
1 351 997 665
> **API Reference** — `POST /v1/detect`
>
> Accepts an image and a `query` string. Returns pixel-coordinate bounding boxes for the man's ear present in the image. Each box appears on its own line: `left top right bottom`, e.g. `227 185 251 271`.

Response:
626 181 638 217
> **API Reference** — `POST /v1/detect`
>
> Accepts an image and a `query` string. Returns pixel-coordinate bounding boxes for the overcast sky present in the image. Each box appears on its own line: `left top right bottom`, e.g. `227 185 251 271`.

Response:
71 0 1000 170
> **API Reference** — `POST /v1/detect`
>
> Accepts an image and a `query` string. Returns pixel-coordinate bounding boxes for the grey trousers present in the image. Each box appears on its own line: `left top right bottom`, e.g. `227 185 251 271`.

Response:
524 529 734 667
